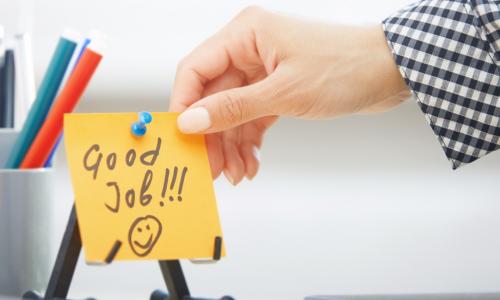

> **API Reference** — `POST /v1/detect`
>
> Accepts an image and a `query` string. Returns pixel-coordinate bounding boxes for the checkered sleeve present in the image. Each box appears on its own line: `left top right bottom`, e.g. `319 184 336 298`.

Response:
383 0 500 169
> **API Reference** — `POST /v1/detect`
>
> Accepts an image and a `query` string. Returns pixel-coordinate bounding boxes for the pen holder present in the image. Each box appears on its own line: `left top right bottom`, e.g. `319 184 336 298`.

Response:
0 130 55 296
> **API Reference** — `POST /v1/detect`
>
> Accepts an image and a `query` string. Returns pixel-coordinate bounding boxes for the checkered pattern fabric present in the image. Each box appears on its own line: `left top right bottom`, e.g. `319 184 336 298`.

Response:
383 0 500 169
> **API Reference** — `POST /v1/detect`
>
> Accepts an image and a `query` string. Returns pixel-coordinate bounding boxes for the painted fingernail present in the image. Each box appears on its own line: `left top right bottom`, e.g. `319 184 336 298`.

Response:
223 170 236 186
177 107 211 133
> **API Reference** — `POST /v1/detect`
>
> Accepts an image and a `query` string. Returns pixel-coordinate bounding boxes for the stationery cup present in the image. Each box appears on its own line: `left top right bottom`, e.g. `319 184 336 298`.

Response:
0 130 54 296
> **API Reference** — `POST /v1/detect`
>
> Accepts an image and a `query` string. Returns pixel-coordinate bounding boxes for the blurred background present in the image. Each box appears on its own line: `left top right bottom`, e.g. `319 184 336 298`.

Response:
2 0 500 299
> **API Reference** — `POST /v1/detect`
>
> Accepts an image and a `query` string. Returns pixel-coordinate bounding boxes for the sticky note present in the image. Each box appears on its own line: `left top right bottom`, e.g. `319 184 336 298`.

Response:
64 112 225 262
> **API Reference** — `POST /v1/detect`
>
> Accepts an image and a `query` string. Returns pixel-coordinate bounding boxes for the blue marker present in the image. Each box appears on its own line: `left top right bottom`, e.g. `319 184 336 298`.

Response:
44 37 91 167
131 112 153 137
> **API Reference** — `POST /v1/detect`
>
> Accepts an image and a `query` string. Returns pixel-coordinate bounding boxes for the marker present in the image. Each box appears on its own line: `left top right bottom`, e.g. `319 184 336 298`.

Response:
0 25 5 65
20 39 104 169
0 50 16 128
0 25 8 128
4 30 78 168
60 37 91 88
44 37 92 168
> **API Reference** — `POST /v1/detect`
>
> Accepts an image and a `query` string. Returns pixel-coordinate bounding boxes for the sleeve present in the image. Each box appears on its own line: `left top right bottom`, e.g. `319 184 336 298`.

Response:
382 0 500 169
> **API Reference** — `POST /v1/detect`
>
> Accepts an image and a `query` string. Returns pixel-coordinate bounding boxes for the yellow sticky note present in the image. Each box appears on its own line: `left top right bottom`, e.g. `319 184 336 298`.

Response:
64 112 225 262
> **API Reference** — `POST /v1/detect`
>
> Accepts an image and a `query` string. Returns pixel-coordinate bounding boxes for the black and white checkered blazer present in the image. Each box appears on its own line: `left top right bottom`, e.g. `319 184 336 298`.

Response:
383 0 500 168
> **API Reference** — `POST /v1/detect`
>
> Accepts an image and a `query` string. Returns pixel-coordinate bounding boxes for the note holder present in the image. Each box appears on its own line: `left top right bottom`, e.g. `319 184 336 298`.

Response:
22 204 233 300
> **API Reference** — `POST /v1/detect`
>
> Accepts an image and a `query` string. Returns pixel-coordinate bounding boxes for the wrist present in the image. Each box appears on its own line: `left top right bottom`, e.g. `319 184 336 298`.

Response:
362 25 411 113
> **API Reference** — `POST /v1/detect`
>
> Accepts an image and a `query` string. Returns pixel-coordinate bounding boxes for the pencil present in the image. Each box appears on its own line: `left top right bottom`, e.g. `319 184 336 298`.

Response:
4 30 78 169
20 40 104 169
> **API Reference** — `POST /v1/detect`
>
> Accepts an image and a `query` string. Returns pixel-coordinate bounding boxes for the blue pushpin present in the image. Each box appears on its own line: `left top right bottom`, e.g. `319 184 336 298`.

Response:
131 111 153 137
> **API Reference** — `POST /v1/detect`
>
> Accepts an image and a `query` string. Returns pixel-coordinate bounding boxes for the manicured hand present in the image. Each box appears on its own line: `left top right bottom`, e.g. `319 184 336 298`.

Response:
170 6 410 184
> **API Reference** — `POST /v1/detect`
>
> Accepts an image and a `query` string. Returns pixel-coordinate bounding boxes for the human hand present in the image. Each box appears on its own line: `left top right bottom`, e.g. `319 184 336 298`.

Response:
170 6 410 184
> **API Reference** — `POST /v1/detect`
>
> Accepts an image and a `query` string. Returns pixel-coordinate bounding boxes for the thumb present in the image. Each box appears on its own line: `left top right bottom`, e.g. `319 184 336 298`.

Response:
177 75 279 134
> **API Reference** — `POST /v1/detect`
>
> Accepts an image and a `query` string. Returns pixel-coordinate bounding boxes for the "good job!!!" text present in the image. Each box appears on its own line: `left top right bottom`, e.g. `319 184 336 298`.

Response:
82 137 188 213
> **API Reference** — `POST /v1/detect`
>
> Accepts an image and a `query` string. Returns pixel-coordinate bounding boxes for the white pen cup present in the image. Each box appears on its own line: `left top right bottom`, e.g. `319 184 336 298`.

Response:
0 130 54 296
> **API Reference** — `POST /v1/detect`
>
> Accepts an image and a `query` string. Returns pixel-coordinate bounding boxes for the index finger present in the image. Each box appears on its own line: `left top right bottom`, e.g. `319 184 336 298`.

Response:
170 33 231 112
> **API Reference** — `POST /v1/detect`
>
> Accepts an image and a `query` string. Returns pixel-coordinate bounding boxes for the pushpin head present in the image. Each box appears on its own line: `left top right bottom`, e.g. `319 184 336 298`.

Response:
131 111 153 137
131 122 146 136
140 111 153 124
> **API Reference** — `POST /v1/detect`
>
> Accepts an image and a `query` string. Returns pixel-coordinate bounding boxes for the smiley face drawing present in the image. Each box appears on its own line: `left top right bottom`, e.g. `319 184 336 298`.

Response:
128 215 163 257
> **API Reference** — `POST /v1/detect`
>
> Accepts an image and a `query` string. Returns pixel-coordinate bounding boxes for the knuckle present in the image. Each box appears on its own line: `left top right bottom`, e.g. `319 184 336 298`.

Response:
235 5 264 20
229 6 270 36
176 56 190 72
219 92 245 126
239 5 261 17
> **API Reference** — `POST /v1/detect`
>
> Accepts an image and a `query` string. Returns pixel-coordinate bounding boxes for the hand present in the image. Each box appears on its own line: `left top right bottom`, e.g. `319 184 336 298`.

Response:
170 6 410 185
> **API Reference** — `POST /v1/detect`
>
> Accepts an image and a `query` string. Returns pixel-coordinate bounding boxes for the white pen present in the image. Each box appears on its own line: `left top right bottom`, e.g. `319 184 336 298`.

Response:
14 32 36 116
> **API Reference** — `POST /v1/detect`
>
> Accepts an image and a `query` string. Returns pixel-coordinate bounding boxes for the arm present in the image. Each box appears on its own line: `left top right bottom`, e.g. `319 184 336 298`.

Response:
383 0 500 168
171 7 409 184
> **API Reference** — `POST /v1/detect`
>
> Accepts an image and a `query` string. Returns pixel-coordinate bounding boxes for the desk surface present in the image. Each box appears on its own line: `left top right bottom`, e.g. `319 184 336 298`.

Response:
306 294 500 300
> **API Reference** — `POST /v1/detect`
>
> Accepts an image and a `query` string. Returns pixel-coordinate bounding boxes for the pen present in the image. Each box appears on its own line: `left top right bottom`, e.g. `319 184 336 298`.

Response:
20 39 104 169
0 25 4 65
4 30 78 168
14 33 36 121
44 37 92 168
0 50 16 128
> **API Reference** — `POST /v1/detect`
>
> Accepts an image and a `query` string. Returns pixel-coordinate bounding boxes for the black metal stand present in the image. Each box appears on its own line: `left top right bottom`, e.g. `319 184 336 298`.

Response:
23 204 234 300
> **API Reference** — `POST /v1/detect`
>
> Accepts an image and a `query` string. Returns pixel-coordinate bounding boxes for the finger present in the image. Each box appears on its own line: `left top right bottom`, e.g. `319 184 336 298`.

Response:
202 66 246 98
241 116 277 147
237 118 274 179
205 133 224 179
239 142 260 180
170 33 231 112
222 131 245 185
198 67 247 180
177 71 283 134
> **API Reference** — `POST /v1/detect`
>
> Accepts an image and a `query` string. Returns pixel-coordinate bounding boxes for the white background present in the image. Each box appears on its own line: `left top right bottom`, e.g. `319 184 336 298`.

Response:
1 0 500 299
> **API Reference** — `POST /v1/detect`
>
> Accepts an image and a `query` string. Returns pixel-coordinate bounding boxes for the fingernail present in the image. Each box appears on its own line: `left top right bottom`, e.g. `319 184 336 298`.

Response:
177 107 211 133
223 170 236 186
252 145 261 162
246 146 261 180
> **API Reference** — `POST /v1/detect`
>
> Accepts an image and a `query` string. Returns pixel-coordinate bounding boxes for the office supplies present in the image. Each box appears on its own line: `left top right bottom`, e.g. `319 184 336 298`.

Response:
0 167 54 296
0 131 55 297
131 111 153 136
4 30 78 169
60 37 90 88
13 33 36 128
23 112 231 300
22 206 231 300
62 112 224 261
76 38 91 61
44 37 91 168
0 26 5 128
0 50 15 128
0 131 18 165
20 40 103 169
0 25 4 64
43 133 60 168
